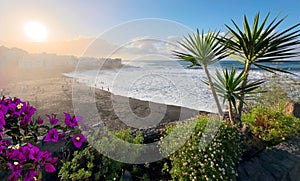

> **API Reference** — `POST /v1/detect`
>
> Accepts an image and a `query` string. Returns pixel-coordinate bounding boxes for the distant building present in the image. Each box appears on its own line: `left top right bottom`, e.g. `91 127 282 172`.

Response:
0 46 122 70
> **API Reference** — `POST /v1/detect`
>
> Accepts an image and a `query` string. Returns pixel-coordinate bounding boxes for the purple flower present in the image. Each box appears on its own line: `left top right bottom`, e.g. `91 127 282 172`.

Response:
58 132 65 141
10 98 26 117
46 114 59 125
7 162 22 181
19 116 31 127
39 151 52 164
71 134 86 148
39 151 57 165
24 170 39 181
64 112 82 127
0 98 10 114
6 146 26 163
28 144 42 162
37 117 44 124
0 139 11 154
22 104 36 118
19 145 30 161
0 111 5 130
82 123 90 131
8 98 17 112
44 128 58 142
47 156 58 164
45 164 56 173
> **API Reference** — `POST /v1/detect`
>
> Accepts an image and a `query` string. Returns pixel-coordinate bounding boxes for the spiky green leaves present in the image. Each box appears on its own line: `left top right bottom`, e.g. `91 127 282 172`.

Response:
173 29 229 67
220 12 300 74
212 68 264 112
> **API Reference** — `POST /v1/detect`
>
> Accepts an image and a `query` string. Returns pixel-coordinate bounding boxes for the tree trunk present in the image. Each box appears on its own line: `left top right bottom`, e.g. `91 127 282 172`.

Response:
203 65 223 118
228 99 235 126
236 61 251 126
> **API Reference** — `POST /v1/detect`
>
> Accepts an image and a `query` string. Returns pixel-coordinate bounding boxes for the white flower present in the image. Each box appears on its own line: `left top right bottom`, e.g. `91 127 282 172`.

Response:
17 103 23 109
12 144 20 150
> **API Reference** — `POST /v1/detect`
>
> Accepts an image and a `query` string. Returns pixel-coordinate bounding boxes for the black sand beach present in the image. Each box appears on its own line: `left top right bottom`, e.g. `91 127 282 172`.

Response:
2 66 210 131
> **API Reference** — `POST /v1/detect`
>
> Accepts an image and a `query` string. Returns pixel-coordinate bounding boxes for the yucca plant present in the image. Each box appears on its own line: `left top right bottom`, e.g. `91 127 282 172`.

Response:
211 68 264 126
173 29 229 118
219 12 300 120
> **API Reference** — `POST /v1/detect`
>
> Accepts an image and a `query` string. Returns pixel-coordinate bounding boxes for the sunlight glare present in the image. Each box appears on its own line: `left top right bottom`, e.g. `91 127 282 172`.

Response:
24 21 48 42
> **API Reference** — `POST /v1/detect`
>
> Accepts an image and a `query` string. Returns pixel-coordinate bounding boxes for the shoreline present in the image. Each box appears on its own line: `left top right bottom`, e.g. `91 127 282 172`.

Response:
2 73 212 131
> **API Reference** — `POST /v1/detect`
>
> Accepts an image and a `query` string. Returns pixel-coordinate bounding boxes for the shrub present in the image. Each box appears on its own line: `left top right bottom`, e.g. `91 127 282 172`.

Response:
59 128 144 181
161 116 242 180
242 108 300 145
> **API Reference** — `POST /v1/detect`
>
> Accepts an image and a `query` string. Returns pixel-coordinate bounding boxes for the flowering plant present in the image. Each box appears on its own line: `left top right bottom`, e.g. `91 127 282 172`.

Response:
0 96 87 181
161 115 243 180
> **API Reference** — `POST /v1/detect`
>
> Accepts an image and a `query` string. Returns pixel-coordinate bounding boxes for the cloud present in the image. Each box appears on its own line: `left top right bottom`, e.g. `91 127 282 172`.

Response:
107 35 185 60
82 38 118 58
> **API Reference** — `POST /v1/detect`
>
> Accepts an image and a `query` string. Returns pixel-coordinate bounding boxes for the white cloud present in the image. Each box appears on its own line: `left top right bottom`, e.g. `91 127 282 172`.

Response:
109 35 186 60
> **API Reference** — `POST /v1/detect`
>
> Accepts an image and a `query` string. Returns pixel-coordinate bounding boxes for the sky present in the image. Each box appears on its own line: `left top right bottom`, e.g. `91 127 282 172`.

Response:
0 0 299 57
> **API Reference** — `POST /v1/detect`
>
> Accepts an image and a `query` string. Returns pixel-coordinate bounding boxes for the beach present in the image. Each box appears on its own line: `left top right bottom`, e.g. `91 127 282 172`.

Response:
1 68 208 131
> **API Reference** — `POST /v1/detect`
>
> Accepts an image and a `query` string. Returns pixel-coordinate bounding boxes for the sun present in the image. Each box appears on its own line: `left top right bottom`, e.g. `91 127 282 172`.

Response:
24 21 48 42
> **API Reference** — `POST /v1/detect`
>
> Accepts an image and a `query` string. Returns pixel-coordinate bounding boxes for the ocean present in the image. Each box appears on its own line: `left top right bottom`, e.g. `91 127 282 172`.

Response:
65 60 300 113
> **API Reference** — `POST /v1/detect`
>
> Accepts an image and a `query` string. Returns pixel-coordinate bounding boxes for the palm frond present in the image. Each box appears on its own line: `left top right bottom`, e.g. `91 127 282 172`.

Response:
173 29 229 67
221 12 300 73
212 67 264 112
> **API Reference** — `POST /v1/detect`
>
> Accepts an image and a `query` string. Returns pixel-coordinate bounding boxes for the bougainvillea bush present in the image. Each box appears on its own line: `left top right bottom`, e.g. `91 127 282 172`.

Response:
0 96 86 181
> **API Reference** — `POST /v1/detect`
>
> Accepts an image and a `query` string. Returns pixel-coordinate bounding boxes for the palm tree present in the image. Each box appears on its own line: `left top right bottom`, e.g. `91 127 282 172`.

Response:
173 29 229 118
219 12 300 120
212 68 264 126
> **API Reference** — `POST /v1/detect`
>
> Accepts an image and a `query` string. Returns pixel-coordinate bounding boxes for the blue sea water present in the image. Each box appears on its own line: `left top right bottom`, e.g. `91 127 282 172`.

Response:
65 60 300 113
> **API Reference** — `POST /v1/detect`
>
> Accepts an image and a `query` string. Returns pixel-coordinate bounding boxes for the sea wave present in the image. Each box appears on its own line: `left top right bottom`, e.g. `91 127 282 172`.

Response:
65 60 300 113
